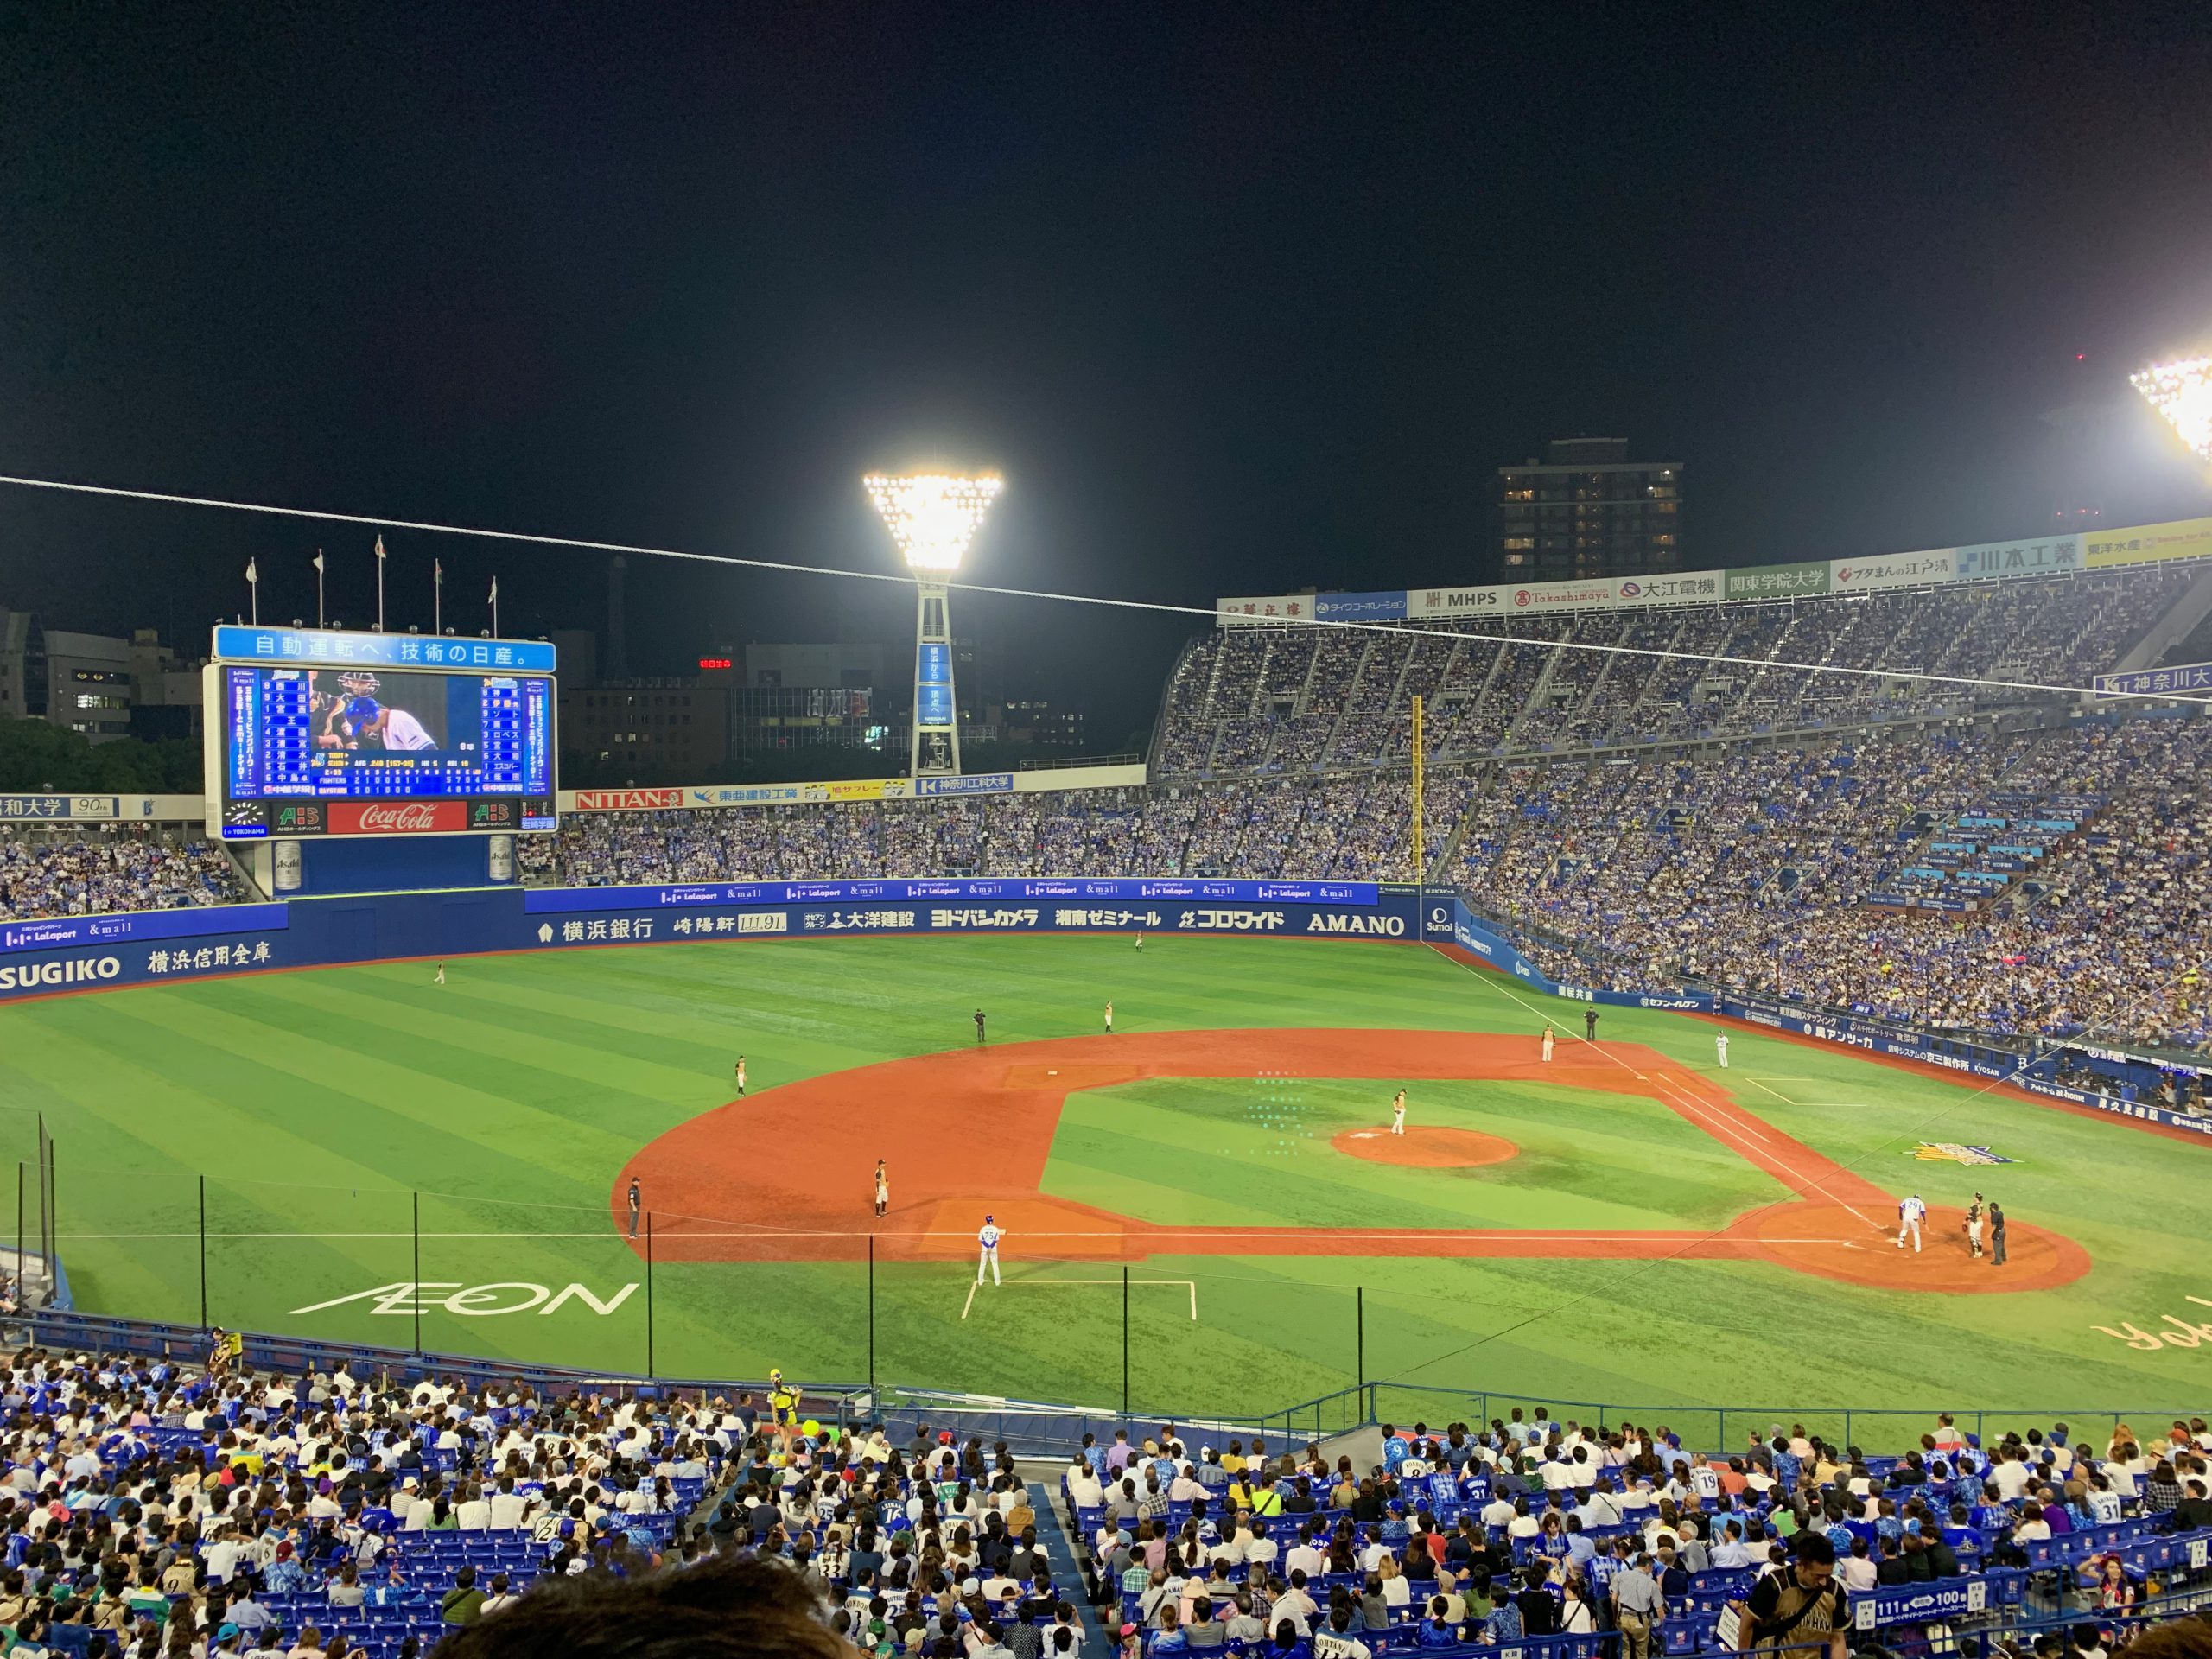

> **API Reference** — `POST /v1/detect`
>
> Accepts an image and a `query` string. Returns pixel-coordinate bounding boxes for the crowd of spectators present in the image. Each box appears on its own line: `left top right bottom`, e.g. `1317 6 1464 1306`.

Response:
0 1342 754 1657
16 1326 2209 1659
0 831 242 925
1071 1413 2212 1657
1459 717 2211 1050
513 710 2209 1049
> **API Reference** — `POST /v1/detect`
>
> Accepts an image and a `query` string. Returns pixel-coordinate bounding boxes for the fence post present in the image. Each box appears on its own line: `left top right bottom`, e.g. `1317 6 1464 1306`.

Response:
1357 1287 1364 1399
1122 1265 1130 1418
198 1175 208 1332
13 1164 19 1308
411 1191 422 1357
868 1235 877 1403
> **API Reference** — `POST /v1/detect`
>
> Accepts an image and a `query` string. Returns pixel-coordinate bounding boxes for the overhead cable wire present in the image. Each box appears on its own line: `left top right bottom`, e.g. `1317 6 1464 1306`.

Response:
3 470 2209 709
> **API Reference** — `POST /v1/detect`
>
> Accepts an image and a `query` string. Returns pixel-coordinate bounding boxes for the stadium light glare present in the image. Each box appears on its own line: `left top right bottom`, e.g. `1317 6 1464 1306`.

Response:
2132 355 2212 462
864 471 1004 572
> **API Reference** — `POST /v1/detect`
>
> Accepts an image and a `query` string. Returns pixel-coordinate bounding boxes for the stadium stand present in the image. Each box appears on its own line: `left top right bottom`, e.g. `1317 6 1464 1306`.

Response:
12 1337 2211 1659
0 829 244 925
519 714 2206 1049
7 565 2210 1052
1151 570 2196 779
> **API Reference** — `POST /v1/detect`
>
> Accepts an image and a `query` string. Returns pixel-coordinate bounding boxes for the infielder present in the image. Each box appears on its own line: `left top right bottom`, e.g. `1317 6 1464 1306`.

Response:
1715 1033 1728 1069
1541 1025 1555 1062
1391 1089 1407 1136
1965 1193 1985 1258
1896 1192 1927 1253
976 1214 1005 1285
874 1160 889 1219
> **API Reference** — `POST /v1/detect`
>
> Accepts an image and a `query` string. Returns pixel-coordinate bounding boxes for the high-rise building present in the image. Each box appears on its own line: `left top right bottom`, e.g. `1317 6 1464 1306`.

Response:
734 643 887 757
1498 438 1682 581
0 609 48 720
41 630 136 742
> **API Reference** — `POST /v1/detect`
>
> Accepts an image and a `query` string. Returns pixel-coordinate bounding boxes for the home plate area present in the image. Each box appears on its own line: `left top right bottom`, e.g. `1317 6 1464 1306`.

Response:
616 1028 2090 1294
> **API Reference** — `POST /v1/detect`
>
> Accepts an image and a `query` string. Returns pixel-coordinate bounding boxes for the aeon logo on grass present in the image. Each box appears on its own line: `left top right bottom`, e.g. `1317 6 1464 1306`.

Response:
289 1281 639 1318
328 802 466 836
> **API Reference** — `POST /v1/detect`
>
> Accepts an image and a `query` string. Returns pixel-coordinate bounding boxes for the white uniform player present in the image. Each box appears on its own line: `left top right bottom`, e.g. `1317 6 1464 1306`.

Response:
1104 1001 1114 1033
1896 1193 1927 1253
434 961 445 986
1134 931 1144 952
381 706 438 750
1391 1090 1407 1135
1715 1033 1728 1069
976 1215 1004 1285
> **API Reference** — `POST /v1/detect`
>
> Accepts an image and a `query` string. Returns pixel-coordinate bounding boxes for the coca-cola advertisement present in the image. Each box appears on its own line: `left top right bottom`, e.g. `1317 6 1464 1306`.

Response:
327 802 469 836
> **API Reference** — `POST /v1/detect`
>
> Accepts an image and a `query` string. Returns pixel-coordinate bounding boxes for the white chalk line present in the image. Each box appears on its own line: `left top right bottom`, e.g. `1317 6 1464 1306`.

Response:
1422 946 1886 1234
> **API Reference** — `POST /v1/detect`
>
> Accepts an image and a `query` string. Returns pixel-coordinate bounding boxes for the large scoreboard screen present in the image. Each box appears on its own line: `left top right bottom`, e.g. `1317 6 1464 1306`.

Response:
206 627 556 840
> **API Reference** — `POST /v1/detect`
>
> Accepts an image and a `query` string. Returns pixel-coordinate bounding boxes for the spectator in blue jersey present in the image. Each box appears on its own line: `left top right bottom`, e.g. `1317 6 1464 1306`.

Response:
1484 1580 1524 1646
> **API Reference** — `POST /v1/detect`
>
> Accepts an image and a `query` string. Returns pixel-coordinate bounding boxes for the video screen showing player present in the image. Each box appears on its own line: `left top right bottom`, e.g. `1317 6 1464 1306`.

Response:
313 670 448 752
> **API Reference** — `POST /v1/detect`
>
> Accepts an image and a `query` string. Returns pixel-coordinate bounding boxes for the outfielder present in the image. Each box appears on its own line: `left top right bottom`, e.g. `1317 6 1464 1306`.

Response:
1104 1000 1114 1034
1715 1033 1728 1069
976 1214 1005 1285
1896 1192 1927 1253
734 1055 747 1097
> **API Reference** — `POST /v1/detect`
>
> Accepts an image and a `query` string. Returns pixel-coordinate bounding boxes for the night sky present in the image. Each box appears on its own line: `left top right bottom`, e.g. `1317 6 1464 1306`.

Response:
3 4 2211 742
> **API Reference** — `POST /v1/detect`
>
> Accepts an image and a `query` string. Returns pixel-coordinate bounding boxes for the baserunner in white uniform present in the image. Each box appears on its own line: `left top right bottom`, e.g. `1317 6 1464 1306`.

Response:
976 1214 1005 1285
1896 1192 1927 1253
1715 1033 1728 1069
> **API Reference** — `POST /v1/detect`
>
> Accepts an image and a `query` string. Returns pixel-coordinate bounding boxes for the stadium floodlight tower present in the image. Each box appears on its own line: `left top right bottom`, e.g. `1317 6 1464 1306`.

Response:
2132 355 2212 464
865 470 1004 780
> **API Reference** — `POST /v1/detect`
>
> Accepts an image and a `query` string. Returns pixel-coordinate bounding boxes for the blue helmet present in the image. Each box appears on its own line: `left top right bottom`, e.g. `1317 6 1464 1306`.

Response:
344 697 381 725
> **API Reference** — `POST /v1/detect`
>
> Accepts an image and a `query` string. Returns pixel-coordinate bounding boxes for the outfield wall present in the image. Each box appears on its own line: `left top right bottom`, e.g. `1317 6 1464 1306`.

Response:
5 881 2203 1141
0 880 1425 1001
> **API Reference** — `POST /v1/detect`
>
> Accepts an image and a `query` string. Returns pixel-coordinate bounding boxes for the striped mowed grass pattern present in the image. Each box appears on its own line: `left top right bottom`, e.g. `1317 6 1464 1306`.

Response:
0 931 2202 1422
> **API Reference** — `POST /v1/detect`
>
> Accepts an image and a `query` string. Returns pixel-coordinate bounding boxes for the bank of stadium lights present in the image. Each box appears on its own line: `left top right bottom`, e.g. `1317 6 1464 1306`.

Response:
2132 356 2212 463
864 472 1005 571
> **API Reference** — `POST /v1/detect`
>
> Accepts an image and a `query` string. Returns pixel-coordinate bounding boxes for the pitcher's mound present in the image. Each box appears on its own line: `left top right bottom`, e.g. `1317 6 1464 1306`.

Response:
1332 1126 1518 1168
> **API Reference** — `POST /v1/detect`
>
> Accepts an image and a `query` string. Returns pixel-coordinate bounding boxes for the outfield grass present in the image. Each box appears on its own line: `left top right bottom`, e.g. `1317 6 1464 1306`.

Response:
0 931 2205 1434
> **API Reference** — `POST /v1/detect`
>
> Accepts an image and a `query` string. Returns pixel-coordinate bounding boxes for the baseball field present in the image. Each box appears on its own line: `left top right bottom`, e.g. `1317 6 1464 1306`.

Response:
0 929 2205 1439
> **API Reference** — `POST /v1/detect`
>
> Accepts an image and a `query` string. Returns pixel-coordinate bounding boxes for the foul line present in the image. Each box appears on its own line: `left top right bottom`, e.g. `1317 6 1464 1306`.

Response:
1426 945 1884 1230
963 1278 1198 1320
